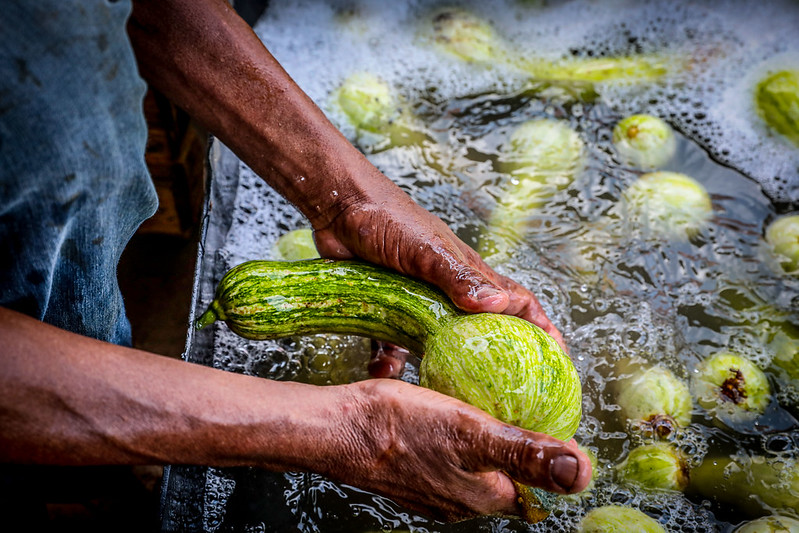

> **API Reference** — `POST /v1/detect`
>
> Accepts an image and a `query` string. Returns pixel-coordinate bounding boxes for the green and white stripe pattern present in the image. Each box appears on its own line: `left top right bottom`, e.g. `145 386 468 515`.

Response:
196 259 458 355
198 258 581 442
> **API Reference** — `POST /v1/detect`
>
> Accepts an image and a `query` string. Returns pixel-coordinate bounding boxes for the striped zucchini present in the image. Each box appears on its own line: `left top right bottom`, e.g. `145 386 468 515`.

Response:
196 258 459 356
197 259 581 440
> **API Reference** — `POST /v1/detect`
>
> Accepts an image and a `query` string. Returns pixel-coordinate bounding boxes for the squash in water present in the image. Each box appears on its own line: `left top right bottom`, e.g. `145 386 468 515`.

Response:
620 171 712 239
612 114 676 170
478 118 584 265
765 214 799 274
580 505 666 533
197 259 582 441
610 358 692 438
755 69 799 147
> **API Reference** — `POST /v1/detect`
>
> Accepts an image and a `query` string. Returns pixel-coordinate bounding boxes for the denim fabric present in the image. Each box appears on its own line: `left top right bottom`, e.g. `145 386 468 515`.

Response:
0 0 158 346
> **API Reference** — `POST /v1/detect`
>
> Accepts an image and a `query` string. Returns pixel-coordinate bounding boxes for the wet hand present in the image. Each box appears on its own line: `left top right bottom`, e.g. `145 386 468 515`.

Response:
312 181 566 351
324 379 591 522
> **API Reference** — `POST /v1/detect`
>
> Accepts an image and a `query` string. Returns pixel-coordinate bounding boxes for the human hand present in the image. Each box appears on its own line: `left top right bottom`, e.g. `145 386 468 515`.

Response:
311 167 566 356
0 307 589 523
319 378 591 522
368 340 410 379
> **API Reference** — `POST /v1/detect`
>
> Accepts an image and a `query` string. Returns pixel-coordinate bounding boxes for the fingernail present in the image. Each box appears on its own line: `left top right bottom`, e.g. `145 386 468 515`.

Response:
551 455 579 491
475 286 504 305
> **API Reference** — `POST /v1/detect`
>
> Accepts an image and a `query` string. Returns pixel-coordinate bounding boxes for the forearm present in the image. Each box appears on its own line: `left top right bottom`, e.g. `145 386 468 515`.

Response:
0 307 356 470
127 0 395 230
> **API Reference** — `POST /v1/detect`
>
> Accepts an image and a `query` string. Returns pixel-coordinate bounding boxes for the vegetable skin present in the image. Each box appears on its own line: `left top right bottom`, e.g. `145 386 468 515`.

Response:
691 351 771 428
734 515 799 533
616 442 690 492
621 171 712 239
612 359 692 438
333 72 427 149
612 114 676 170
271 228 319 261
765 214 799 274
425 8 675 87
580 505 666 533
689 454 799 517
755 69 799 147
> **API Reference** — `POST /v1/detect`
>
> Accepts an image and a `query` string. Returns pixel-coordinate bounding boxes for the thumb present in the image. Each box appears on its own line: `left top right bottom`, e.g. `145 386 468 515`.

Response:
474 428 592 495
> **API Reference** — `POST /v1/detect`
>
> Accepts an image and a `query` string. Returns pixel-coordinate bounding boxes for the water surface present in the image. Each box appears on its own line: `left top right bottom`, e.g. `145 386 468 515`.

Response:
198 1 799 531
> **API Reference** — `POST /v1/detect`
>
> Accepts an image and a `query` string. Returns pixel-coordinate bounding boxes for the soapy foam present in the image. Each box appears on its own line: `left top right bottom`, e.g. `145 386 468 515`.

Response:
256 0 799 205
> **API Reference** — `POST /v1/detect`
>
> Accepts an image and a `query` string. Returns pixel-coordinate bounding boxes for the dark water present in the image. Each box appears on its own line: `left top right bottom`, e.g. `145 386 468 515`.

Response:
187 1 799 531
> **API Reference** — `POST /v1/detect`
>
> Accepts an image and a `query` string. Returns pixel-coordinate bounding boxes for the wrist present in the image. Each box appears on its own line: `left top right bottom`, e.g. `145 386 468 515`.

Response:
275 380 396 479
227 380 374 474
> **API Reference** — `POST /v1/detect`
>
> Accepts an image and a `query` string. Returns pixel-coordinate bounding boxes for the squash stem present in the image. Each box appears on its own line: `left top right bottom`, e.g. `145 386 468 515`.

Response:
195 300 225 330
511 479 555 524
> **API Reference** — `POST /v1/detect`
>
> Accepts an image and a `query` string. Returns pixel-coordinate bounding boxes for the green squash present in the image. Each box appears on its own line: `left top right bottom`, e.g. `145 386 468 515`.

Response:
478 118 584 264
611 358 692 438
197 259 583 523
690 351 771 428
612 114 676 170
580 505 666 533
616 442 689 492
197 259 582 441
271 228 319 261
734 515 799 533
689 454 799 517
765 214 799 274
755 69 799 147
621 171 712 239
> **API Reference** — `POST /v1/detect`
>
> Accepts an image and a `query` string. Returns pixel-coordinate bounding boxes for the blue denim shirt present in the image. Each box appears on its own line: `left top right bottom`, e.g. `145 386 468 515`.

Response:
0 0 158 346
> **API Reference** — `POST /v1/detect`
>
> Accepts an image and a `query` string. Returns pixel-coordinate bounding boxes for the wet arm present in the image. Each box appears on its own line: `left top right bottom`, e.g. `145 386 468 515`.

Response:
127 0 379 232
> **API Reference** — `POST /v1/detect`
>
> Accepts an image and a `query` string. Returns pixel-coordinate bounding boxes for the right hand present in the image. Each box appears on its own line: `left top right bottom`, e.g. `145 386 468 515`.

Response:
317 379 591 523
309 163 567 352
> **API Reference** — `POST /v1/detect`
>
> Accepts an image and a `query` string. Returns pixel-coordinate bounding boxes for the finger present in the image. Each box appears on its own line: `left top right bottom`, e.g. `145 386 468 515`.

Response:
474 470 525 519
447 262 568 352
409 245 511 314
409 244 569 352
470 428 592 495
388 468 521 522
442 244 550 326
368 341 409 379
513 437 591 495
312 229 355 259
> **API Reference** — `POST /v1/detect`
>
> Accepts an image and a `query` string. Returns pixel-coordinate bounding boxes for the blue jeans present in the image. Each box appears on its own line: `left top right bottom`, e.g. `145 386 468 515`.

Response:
0 0 158 346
